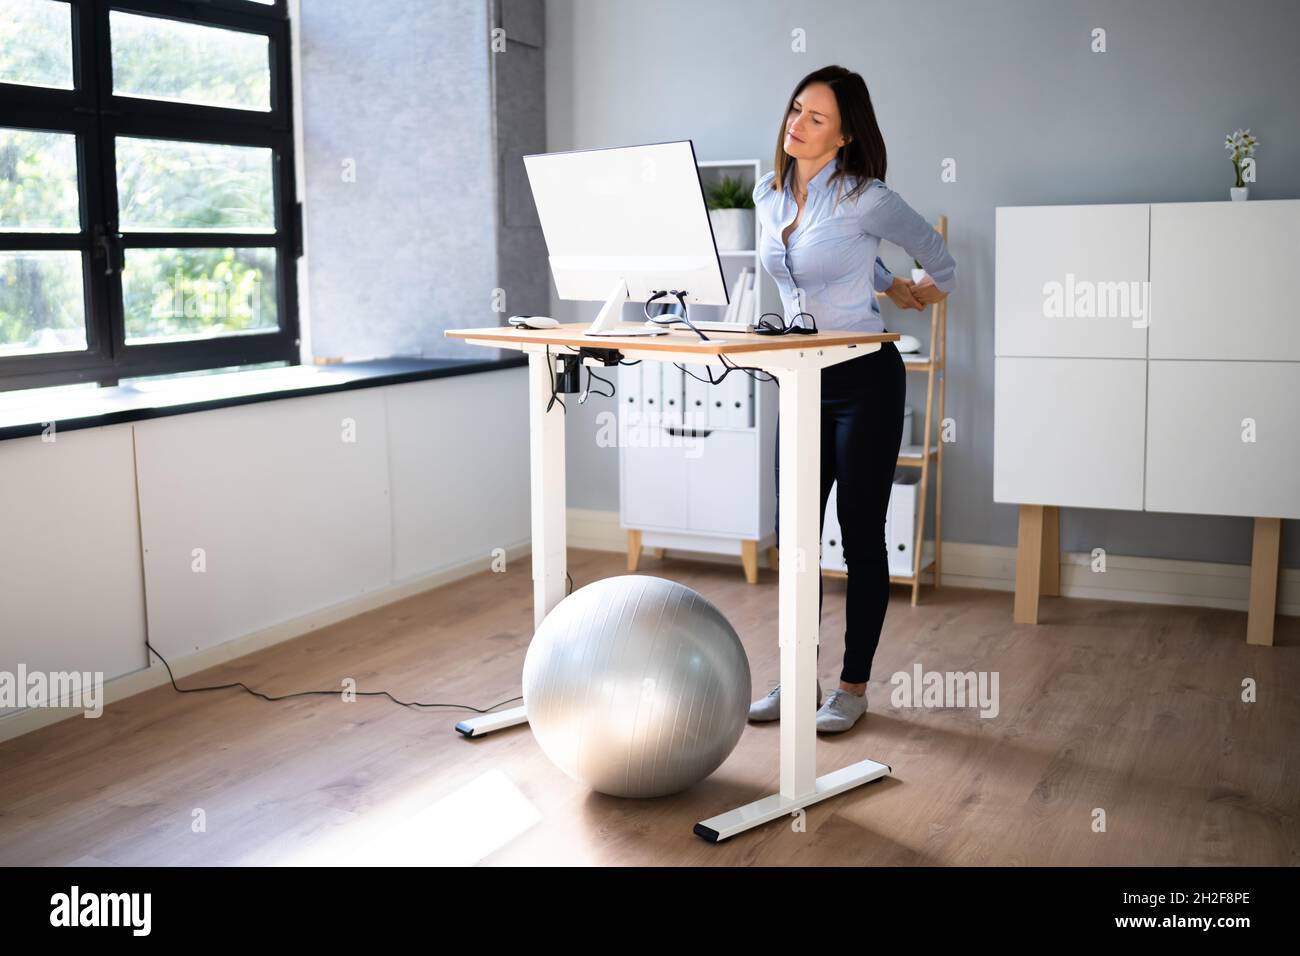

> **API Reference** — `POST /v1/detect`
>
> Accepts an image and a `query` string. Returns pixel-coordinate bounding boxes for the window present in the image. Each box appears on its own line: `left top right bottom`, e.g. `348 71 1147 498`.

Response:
0 0 299 391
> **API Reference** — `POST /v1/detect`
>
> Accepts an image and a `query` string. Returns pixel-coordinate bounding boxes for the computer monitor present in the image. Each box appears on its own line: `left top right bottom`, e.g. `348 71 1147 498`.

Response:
521 140 730 336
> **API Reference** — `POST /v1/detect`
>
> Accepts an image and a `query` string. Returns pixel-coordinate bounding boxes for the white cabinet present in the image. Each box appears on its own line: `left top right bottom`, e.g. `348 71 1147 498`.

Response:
685 430 759 537
1145 360 1300 519
1150 200 1300 360
995 199 1298 643
618 414 772 543
620 427 689 530
993 356 1146 511
995 203 1149 359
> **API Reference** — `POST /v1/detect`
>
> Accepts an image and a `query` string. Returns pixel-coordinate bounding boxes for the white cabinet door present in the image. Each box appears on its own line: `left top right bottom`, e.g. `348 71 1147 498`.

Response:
1145 360 1300 519
995 203 1149 359
994 357 1146 510
618 363 642 425
820 481 846 571
1150 200 1300 361
685 429 758 537
620 424 689 529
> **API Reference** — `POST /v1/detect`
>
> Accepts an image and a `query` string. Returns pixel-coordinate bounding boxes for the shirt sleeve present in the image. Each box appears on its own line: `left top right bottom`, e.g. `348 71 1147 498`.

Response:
859 182 956 294
872 256 893 292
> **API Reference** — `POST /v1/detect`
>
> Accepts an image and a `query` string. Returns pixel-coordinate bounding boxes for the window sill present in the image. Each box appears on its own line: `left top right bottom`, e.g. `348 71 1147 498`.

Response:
0 355 527 442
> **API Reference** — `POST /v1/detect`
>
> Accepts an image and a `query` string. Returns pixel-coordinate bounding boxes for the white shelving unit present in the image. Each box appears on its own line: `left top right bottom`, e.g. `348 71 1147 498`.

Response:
620 159 779 583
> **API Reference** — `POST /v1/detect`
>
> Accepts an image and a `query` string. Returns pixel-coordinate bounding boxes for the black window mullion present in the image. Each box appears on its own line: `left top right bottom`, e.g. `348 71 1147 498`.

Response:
0 0 300 392
0 102 107 378
86 0 121 366
99 0 291 131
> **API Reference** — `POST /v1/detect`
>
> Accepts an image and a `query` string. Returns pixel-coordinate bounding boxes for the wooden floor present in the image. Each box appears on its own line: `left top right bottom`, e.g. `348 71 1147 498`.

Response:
1 548 1296 866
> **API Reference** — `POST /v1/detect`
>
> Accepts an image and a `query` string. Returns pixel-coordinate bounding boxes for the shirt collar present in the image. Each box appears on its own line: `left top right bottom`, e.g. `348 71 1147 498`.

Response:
786 155 839 197
810 155 839 193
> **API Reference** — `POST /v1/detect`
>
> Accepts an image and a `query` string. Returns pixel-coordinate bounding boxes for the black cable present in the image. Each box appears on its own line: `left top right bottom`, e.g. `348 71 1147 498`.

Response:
643 289 710 341
586 296 790 396
582 365 615 401
144 640 522 714
566 571 574 595
719 352 779 385
545 344 565 413
673 354 776 388
676 360 729 385
555 345 617 404
705 310 819 386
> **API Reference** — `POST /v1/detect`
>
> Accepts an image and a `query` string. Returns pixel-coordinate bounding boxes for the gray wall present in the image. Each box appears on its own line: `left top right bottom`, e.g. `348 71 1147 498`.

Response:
300 0 499 361
495 0 551 346
541 0 1300 567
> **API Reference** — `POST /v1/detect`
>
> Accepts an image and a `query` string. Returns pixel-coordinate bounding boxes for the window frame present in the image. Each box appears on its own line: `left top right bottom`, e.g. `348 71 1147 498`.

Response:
0 0 300 389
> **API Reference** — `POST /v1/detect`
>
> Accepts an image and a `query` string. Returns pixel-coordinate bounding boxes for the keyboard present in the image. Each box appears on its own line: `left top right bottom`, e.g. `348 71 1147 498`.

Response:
646 319 755 334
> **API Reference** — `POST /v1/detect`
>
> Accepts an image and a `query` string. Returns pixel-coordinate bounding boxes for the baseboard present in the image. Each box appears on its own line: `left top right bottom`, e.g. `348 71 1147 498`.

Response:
0 539 532 745
570 507 1300 617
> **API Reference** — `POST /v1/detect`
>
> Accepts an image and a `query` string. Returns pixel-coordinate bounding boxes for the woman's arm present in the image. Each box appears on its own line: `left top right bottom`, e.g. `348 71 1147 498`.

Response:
859 182 956 298
872 256 893 292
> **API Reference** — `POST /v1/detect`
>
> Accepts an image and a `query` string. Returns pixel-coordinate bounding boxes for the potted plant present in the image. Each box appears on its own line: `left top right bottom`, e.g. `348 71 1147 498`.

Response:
1225 128 1259 201
911 257 928 285
705 174 755 251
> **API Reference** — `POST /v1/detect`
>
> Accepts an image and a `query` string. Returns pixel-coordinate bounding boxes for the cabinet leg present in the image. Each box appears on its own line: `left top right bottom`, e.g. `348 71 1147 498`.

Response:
741 540 759 584
768 546 779 571
650 547 665 560
1246 517 1281 647
1041 505 1060 597
1014 504 1046 625
627 529 642 572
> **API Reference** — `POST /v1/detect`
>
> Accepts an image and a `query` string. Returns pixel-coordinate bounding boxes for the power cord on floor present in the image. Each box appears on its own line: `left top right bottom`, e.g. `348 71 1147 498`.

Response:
143 572 580 714
144 640 522 715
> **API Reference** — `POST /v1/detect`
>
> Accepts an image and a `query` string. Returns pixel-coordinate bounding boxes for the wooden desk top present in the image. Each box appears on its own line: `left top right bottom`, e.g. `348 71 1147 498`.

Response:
445 322 899 356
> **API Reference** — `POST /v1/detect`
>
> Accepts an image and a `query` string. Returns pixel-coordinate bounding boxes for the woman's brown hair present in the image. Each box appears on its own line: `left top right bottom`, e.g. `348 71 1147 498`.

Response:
766 65 888 206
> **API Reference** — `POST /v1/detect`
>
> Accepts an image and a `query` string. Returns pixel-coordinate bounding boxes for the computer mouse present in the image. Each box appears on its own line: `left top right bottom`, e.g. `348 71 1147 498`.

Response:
508 315 559 329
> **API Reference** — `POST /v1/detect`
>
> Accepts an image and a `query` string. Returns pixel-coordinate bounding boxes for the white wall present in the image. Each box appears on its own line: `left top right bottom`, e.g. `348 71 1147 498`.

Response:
0 367 529 722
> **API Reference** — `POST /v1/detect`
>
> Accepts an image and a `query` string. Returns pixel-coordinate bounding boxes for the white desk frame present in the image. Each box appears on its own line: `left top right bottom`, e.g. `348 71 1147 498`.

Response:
445 325 894 841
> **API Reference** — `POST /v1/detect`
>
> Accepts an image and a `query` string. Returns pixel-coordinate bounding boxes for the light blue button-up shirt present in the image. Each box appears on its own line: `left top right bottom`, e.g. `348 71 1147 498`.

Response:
752 155 956 333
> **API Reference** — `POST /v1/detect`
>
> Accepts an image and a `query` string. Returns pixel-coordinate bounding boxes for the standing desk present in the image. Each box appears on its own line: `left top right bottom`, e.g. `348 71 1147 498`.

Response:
444 321 898 841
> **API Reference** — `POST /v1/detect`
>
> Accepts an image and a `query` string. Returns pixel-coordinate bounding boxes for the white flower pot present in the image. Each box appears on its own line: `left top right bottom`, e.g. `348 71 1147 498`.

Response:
709 208 755 251
911 268 928 284
1230 186 1250 201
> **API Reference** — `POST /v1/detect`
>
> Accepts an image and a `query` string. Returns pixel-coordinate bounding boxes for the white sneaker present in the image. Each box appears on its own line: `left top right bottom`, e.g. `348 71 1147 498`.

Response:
747 679 824 722
815 688 868 733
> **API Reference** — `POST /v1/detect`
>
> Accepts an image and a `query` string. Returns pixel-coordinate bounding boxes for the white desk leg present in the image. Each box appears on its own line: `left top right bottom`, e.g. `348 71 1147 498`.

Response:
695 360 890 841
456 349 566 737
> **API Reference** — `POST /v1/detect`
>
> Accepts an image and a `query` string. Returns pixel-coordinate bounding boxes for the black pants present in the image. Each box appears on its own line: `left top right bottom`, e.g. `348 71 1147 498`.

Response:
774 339 906 685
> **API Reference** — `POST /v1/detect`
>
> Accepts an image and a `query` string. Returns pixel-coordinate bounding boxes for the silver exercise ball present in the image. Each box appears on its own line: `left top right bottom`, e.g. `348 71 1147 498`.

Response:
522 575 751 799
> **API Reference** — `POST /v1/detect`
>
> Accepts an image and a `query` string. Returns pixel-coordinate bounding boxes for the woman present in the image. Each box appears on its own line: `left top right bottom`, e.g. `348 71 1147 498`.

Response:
747 65 956 733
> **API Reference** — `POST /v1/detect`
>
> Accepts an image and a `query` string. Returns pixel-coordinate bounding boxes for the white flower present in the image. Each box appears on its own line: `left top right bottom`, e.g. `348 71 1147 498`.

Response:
1223 128 1259 160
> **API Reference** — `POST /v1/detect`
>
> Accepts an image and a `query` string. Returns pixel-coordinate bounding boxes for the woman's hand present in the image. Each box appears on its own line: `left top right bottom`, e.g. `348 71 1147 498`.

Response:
911 274 949 305
885 276 925 311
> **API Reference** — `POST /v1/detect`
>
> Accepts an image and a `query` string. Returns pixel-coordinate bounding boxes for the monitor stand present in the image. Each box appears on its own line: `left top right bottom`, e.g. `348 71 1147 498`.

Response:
585 278 668 336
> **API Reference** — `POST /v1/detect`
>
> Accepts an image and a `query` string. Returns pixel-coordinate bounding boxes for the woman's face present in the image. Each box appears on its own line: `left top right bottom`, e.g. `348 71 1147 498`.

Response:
784 82 848 160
